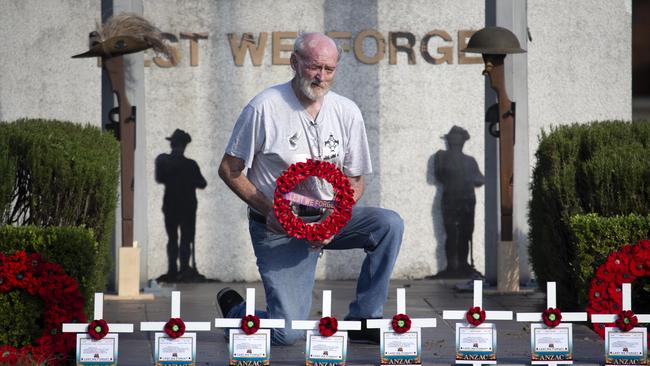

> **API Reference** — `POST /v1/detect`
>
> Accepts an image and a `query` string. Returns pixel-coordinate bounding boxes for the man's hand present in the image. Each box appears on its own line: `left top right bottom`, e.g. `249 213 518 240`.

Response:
305 209 335 248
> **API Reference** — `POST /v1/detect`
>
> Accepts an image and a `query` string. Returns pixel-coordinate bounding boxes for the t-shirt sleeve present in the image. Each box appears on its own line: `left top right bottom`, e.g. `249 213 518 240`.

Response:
343 106 372 176
225 105 265 169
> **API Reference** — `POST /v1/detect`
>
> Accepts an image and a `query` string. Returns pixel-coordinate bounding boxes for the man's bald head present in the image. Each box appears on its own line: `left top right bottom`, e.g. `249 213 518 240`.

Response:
293 33 341 62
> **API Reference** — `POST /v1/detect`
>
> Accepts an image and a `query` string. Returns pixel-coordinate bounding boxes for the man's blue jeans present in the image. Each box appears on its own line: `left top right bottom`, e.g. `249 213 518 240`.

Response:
227 206 404 345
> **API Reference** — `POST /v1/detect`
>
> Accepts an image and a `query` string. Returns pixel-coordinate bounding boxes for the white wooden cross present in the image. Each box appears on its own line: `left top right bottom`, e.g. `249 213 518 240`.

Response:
442 280 512 321
516 282 587 322
516 282 586 366
140 291 211 332
62 293 134 334
214 288 285 329
292 290 361 332
591 283 650 324
366 288 437 330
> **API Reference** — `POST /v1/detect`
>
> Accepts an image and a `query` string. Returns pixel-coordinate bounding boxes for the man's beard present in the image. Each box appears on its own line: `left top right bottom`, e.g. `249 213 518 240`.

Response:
298 73 331 101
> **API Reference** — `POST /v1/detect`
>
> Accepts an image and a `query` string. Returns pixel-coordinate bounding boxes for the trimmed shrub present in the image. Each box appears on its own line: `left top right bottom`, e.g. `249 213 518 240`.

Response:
569 213 650 309
0 118 119 282
529 120 650 310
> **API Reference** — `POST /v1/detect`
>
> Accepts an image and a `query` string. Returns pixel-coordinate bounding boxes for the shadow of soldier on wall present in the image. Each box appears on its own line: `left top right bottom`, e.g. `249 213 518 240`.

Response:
156 129 207 283
429 125 484 279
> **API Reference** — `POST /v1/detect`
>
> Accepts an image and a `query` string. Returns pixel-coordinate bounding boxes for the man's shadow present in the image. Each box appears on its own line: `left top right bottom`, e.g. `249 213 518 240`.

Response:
427 126 484 279
155 129 208 283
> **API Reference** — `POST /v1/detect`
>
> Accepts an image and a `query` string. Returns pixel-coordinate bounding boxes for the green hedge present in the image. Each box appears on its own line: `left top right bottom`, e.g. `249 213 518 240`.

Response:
529 120 650 310
0 226 102 347
0 118 119 281
570 213 650 309
0 118 119 352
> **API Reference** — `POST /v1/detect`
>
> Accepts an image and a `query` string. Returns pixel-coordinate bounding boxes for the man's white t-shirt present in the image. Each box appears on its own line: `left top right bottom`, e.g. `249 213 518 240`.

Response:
225 81 372 201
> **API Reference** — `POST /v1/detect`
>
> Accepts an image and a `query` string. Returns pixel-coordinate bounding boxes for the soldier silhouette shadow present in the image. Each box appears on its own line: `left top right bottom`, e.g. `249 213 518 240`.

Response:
427 125 484 279
155 129 208 283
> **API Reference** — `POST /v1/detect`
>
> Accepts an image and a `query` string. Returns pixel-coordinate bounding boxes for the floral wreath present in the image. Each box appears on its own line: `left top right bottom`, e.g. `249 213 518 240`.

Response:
164 318 186 338
392 314 412 333
318 316 338 337
240 315 260 335
586 239 650 340
466 306 486 326
0 250 86 366
274 159 355 242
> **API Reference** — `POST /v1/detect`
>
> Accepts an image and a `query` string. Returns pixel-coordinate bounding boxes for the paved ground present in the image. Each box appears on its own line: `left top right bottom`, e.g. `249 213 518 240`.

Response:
103 278 604 366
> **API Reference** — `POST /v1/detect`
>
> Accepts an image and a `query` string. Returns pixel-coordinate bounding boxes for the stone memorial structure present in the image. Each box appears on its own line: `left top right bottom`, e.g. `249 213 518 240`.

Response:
0 1 632 287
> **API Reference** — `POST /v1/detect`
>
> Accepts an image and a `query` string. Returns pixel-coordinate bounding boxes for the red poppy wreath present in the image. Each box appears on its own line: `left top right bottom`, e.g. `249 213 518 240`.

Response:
0 250 86 366
274 159 355 241
586 239 650 340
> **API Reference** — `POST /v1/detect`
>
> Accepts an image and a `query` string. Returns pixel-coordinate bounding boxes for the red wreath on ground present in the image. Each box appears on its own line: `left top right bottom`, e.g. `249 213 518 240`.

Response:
164 318 186 338
466 306 486 326
542 308 562 328
274 159 355 241
392 314 412 333
318 316 338 337
0 250 86 365
240 315 260 335
587 239 650 340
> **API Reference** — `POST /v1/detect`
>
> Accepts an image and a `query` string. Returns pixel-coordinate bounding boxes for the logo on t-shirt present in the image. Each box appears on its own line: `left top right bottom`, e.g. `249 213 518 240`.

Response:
323 133 339 160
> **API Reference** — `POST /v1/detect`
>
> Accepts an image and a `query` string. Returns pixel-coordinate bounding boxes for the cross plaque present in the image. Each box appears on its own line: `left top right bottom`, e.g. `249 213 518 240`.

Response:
516 282 586 366
443 280 512 366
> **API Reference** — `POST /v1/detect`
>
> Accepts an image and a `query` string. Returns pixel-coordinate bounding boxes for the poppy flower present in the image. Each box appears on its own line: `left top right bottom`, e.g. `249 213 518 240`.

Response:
466 306 486 326
164 318 186 338
392 314 412 333
241 315 260 335
542 308 562 327
615 310 638 332
319 316 338 337
88 319 109 340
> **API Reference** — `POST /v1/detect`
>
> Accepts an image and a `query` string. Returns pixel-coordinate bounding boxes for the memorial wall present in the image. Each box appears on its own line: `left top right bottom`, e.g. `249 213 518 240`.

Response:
0 0 631 283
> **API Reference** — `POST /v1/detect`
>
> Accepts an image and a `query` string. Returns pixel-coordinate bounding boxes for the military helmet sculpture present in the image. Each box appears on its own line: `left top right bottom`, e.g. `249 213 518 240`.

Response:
72 12 176 61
